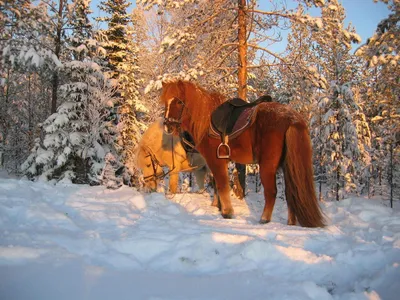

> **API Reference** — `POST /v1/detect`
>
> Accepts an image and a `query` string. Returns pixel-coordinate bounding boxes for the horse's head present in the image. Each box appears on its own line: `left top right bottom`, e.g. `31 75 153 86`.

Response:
137 146 162 192
163 97 186 135
161 81 187 135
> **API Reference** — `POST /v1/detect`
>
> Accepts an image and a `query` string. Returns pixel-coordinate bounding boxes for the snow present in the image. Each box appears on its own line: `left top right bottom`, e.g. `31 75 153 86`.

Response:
0 175 399 300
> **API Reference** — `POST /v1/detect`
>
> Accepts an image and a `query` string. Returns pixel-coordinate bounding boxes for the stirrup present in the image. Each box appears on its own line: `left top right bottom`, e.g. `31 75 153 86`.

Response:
217 136 230 159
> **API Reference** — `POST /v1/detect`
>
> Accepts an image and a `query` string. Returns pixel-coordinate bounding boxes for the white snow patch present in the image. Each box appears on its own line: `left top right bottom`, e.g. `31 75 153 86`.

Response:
0 178 399 300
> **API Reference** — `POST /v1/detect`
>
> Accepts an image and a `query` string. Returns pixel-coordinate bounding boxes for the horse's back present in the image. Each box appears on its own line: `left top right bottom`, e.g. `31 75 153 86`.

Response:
141 118 164 146
255 102 307 130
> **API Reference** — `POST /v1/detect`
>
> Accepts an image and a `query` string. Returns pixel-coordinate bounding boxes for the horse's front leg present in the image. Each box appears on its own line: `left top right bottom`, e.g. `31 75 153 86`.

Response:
207 159 233 219
169 172 179 194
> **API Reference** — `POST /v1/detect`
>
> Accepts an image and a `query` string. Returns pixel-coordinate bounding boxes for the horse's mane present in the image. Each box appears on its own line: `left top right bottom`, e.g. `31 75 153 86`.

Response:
135 118 162 165
162 80 226 144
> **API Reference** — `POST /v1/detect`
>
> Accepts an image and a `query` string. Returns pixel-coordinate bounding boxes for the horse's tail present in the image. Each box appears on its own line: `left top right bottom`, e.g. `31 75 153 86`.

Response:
283 124 325 227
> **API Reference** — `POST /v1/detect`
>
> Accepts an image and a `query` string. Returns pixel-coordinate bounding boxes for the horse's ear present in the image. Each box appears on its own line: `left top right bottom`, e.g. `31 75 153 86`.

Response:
177 80 185 94
162 81 166 88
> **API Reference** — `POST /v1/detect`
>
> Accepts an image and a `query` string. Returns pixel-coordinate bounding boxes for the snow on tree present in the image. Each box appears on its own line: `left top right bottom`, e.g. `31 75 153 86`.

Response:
100 152 123 189
20 1 120 184
355 0 399 206
304 0 370 200
139 1 328 94
68 0 94 61
21 60 119 184
129 8 164 122
117 25 148 181
96 0 131 78
97 0 148 185
0 0 61 173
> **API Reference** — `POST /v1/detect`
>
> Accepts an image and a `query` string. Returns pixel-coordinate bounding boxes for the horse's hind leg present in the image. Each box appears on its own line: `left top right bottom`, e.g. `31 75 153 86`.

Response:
258 134 283 223
259 164 278 224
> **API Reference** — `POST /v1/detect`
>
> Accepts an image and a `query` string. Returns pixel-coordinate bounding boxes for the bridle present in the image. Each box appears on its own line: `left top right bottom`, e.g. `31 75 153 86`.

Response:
163 96 199 154
141 140 199 191
142 145 176 185
163 97 185 135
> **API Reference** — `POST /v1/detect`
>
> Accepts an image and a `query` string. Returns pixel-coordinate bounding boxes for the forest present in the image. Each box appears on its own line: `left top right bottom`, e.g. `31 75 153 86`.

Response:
0 0 399 204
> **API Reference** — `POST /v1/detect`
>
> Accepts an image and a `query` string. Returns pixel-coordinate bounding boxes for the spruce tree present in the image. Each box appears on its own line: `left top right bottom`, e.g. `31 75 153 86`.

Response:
355 0 400 205
21 0 120 184
307 0 370 200
97 0 147 185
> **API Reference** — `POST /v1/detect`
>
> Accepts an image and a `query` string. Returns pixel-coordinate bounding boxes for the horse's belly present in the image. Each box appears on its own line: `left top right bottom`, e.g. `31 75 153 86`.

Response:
226 130 255 164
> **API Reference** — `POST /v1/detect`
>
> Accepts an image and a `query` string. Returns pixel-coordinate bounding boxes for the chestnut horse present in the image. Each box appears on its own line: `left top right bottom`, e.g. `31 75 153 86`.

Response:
161 80 325 227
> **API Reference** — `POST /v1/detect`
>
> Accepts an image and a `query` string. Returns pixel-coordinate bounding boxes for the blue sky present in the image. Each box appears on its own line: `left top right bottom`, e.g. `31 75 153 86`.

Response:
257 0 390 52
340 0 390 43
91 0 390 49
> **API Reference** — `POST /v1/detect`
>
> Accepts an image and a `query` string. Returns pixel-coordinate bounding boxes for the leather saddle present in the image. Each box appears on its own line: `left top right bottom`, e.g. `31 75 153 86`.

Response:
209 95 272 158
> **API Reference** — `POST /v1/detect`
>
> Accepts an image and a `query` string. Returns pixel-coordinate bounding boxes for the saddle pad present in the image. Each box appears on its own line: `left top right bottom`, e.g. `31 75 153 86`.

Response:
209 106 256 140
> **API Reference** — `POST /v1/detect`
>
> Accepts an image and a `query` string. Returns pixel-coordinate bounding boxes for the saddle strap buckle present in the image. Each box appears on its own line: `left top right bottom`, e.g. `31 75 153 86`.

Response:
217 136 230 159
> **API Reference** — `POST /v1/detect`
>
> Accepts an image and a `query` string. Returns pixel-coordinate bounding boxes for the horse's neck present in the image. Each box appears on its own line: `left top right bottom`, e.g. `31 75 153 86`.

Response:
186 88 222 144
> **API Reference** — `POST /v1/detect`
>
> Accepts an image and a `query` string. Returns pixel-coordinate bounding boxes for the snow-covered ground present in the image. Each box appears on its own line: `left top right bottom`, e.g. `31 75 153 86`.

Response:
0 175 399 300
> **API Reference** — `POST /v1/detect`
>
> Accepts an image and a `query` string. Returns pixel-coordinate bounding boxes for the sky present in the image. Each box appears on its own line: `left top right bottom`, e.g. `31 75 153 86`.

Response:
321 0 390 45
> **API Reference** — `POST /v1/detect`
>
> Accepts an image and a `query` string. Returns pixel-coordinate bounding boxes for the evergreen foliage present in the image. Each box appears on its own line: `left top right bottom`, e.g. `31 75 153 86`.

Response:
21 59 118 184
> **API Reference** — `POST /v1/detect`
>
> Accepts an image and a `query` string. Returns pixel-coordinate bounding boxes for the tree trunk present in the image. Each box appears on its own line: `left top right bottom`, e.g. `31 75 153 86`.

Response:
51 0 64 114
235 0 247 198
389 140 393 208
238 0 247 100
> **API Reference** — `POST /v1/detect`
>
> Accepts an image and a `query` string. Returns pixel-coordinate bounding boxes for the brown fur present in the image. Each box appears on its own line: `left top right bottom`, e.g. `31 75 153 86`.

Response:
161 80 325 227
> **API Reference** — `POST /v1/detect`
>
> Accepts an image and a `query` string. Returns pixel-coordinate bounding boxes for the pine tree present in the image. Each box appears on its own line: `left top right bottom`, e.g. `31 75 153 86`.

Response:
355 0 400 205
21 59 118 184
96 0 131 78
306 0 370 200
117 23 148 180
68 0 94 61
0 0 60 172
97 0 148 185
100 153 123 189
21 1 120 184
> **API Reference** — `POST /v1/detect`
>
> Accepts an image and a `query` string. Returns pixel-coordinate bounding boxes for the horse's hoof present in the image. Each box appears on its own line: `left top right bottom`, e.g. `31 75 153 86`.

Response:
259 219 270 224
222 213 233 219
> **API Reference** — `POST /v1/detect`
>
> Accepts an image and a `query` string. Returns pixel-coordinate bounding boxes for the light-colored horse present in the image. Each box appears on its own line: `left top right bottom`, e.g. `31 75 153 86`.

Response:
136 118 208 193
